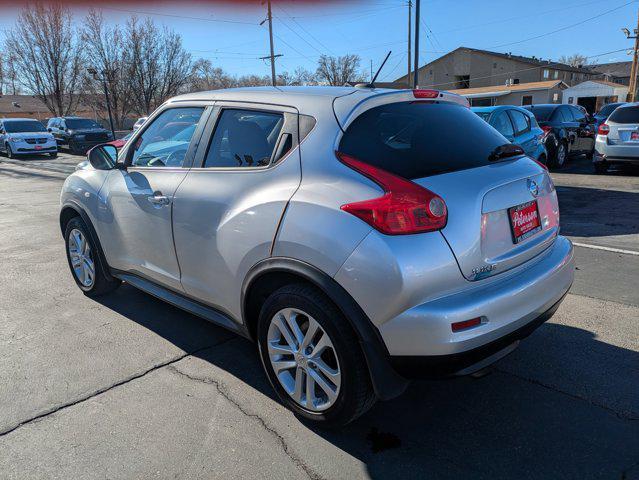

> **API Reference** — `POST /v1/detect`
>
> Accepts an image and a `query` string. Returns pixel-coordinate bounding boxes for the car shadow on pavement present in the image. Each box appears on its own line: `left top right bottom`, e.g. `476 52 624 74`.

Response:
95 284 639 480
556 185 639 238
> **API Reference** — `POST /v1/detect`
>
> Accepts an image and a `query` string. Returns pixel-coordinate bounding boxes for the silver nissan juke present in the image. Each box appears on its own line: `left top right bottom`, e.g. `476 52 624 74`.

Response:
60 86 574 426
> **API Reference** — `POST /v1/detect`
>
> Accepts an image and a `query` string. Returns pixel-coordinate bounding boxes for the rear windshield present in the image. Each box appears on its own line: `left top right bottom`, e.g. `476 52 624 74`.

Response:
474 111 491 122
338 101 508 179
523 105 556 122
597 103 623 117
608 106 639 124
4 120 46 133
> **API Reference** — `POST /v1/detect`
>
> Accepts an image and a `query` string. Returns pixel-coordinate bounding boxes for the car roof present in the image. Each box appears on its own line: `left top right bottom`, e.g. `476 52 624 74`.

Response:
2 117 42 122
615 101 639 109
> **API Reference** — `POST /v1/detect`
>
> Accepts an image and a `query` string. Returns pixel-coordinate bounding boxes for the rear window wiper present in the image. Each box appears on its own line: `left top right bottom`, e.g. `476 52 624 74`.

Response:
488 143 524 162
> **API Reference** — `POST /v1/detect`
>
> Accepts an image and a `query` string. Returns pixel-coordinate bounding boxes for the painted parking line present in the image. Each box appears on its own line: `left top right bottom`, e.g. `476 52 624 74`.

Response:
572 242 639 256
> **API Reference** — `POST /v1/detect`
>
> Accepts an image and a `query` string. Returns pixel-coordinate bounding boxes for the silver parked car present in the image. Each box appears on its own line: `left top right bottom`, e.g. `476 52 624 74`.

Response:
0 118 58 158
60 87 574 426
594 102 639 173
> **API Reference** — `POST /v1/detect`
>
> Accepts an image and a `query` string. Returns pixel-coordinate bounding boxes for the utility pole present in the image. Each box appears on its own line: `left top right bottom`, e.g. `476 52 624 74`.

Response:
267 0 276 86
413 0 420 88
623 6 639 102
407 0 412 87
87 67 115 140
370 59 373 82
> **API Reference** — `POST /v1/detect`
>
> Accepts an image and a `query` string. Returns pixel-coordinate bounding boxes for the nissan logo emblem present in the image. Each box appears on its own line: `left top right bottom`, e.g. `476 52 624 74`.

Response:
528 179 539 197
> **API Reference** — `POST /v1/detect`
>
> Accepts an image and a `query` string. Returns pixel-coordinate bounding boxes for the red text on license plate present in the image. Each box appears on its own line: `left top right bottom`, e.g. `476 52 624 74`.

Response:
631 132 639 140
508 201 541 243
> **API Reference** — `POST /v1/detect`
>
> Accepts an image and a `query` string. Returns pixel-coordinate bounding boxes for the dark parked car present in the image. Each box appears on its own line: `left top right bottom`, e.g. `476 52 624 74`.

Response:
592 102 627 132
47 117 113 155
523 104 596 168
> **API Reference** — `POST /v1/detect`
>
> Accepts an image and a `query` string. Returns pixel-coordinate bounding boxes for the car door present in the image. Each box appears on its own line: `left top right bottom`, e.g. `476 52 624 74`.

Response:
508 109 536 157
0 122 6 151
96 104 211 291
172 103 302 317
569 106 595 153
489 110 515 143
558 106 579 153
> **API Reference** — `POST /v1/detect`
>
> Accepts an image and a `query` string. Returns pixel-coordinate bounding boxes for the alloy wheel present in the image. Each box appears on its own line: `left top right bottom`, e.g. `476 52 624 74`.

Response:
68 228 95 288
557 144 566 166
267 308 341 412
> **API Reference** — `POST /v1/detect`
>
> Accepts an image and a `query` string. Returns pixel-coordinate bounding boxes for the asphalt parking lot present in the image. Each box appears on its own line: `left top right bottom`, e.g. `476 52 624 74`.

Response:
0 152 638 480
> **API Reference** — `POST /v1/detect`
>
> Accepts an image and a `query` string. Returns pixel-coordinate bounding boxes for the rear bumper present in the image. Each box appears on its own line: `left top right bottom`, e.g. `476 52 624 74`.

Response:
594 139 639 164
379 235 574 358
389 290 568 378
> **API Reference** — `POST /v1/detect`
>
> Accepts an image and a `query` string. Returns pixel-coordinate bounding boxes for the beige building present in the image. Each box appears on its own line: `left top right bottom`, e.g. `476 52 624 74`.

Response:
395 47 596 90
446 80 567 107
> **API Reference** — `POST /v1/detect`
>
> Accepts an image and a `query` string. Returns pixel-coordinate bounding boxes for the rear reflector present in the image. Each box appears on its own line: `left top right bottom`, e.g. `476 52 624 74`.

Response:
451 317 482 332
413 89 440 99
598 123 610 135
337 151 447 235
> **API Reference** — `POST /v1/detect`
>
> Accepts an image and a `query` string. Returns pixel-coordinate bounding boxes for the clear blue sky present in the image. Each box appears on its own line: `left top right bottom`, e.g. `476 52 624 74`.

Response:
0 0 637 82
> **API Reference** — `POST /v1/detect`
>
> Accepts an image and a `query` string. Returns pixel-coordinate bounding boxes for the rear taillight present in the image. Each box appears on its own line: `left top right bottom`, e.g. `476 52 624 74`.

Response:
336 152 447 235
598 123 610 135
540 125 552 138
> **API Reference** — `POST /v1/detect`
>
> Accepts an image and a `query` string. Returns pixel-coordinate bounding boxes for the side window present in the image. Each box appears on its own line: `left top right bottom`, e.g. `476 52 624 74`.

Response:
571 107 586 124
490 112 514 137
59 120 66 130
130 107 204 168
203 109 284 168
509 110 530 135
552 108 567 123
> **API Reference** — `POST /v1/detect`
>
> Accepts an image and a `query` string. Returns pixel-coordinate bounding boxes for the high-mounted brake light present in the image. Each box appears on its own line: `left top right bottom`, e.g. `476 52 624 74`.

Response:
336 152 447 235
413 89 440 99
598 123 610 136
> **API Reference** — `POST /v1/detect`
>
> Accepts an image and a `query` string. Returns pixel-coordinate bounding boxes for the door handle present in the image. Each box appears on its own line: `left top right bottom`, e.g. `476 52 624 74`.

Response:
147 193 170 206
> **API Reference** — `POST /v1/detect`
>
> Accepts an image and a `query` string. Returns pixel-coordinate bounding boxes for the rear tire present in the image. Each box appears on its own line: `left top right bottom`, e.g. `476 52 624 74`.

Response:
49 152 58 158
594 162 608 174
257 283 376 427
549 141 566 169
64 216 121 297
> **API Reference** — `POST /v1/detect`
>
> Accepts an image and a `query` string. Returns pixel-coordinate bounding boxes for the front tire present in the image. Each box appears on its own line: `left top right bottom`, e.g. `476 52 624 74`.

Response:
64 216 121 297
257 284 376 427
6 143 14 159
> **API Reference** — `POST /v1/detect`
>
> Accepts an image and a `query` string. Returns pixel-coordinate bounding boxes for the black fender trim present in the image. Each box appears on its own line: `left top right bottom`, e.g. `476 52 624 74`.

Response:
242 257 408 401
59 202 116 282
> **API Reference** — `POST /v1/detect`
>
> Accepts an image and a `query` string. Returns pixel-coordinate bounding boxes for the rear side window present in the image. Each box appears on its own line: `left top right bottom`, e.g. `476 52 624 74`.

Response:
609 106 639 124
524 106 556 122
509 110 530 134
491 112 514 137
338 102 508 179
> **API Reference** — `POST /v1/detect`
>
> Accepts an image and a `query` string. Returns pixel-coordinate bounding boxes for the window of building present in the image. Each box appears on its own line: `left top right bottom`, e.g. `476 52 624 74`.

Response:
513 78 520 84
454 75 470 89
521 95 533 106
553 70 559 79
493 62 497 69
553 93 559 102
543 69 550 79
470 97 494 107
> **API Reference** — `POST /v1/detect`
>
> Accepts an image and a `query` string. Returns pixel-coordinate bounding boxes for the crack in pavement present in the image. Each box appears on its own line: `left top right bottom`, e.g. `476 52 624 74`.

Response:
0 339 233 438
497 368 639 421
167 364 326 480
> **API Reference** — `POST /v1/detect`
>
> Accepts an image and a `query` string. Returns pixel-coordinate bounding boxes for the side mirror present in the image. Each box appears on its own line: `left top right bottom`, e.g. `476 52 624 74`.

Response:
88 144 119 170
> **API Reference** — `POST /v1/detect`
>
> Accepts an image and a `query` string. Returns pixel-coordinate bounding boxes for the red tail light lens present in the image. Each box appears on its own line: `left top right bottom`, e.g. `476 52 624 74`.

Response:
598 123 610 135
337 152 447 235
451 317 482 332
413 89 440 99
540 125 552 138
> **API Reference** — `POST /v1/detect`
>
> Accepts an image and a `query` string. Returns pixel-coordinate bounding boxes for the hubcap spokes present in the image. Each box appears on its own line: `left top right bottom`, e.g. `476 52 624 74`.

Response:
267 308 341 412
68 228 94 288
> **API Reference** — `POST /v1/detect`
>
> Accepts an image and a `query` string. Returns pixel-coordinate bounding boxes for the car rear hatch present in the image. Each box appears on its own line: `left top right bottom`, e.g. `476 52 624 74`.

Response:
336 92 559 282
600 105 639 157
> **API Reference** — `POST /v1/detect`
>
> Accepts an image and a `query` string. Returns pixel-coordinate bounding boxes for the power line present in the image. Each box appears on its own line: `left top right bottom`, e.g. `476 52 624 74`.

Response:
275 4 335 55
272 15 326 56
490 0 636 48
101 6 258 26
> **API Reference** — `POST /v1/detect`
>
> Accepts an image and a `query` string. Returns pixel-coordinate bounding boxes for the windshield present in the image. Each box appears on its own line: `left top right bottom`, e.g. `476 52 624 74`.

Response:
522 105 556 122
339 101 510 179
474 112 491 122
66 118 102 129
597 103 623 117
4 120 47 133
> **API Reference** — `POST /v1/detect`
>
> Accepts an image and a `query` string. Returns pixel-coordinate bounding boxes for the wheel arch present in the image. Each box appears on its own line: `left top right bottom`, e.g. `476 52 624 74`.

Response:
60 202 115 282
242 257 408 400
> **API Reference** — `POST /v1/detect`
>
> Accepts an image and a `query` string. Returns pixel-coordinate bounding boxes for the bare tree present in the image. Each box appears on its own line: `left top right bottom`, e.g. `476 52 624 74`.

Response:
4 52 21 95
558 54 590 68
124 17 192 116
5 2 83 115
81 9 131 129
189 59 237 91
316 54 363 86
